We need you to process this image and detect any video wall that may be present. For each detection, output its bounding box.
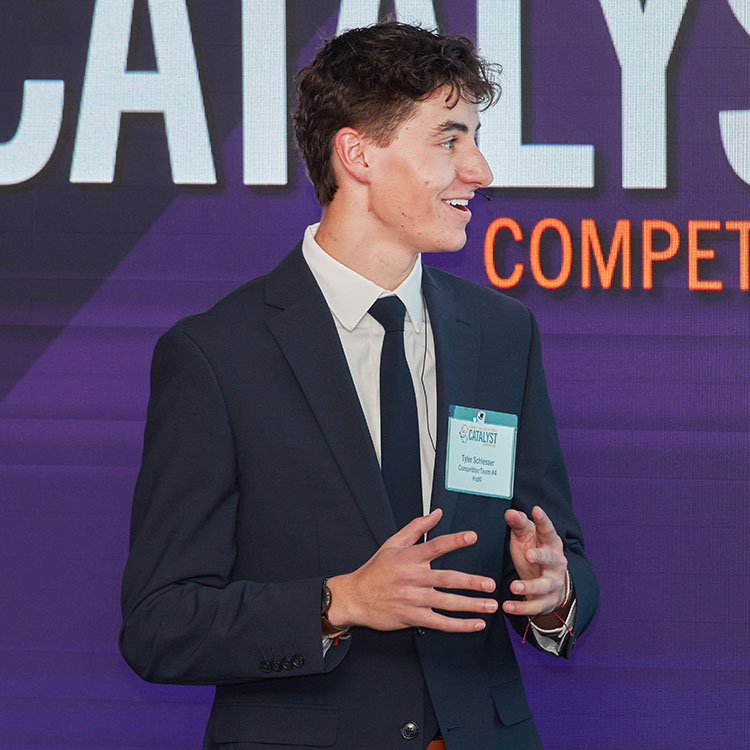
[2,1,748,747]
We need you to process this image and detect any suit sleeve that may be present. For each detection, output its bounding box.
[500,308,599,658]
[119,328,349,685]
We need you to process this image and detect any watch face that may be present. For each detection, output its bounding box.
[321,580,332,614]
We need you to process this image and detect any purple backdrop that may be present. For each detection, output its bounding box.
[2,1,749,748]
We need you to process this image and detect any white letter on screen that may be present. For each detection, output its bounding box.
[720,0,750,186]
[599,0,689,189]
[71,0,215,184]
[337,0,437,34]
[0,80,64,185]
[243,0,286,184]
[477,0,594,188]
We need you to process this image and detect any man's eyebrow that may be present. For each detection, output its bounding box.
[432,120,482,135]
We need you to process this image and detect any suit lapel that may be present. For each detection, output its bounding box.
[264,246,396,547]
[422,267,480,546]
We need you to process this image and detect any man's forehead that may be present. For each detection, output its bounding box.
[414,93,481,132]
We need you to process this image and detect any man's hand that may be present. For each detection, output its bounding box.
[326,509,498,633]
[502,506,569,627]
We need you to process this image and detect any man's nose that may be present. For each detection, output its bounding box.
[461,143,493,187]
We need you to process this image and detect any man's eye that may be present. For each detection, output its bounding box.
[441,138,457,150]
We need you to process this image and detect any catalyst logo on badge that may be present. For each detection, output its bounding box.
[459,423,498,446]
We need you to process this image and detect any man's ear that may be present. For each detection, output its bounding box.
[332,127,372,185]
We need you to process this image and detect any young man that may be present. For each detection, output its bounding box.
[120,21,598,750]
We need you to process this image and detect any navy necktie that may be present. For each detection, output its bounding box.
[369,297,438,741]
[369,296,422,530]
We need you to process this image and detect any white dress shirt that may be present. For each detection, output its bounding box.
[301,224,572,654]
[302,223,437,515]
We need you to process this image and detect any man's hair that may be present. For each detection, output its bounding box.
[294,21,501,205]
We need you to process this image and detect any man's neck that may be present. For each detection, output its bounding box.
[314,203,419,291]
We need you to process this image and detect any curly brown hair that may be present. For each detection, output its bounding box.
[294,21,500,205]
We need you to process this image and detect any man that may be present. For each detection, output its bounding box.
[120,21,598,750]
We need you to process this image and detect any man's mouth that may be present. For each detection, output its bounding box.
[444,198,470,212]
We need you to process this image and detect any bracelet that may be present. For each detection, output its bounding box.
[559,570,572,609]
[521,571,574,644]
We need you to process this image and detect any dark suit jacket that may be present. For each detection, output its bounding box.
[120,244,598,749]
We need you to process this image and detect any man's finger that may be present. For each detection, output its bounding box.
[510,576,558,598]
[429,591,498,615]
[430,569,496,593]
[422,611,487,633]
[525,547,565,567]
[502,595,562,618]
[416,529,477,562]
[504,508,534,535]
[531,506,561,546]
[388,508,442,547]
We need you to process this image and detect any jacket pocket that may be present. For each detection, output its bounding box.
[490,678,533,726]
[212,701,338,747]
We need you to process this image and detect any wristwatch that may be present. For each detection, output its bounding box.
[321,577,349,637]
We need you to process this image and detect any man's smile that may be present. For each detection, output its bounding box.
[442,198,473,218]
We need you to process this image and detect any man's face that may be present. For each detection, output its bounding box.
[362,88,493,257]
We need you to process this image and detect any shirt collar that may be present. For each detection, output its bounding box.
[301,222,424,332]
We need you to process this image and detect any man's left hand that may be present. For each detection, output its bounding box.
[502,506,569,626]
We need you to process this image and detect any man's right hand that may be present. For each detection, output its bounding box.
[326,509,497,633]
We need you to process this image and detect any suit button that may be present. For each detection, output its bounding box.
[400,721,419,740]
[416,627,425,636]
[259,660,272,673]
[292,653,305,668]
[281,657,293,670]
[272,659,283,672]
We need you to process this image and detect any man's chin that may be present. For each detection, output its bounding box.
[422,234,468,254]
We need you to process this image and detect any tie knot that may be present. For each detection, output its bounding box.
[369,296,406,332]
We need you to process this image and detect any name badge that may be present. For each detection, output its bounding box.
[445,405,518,499]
